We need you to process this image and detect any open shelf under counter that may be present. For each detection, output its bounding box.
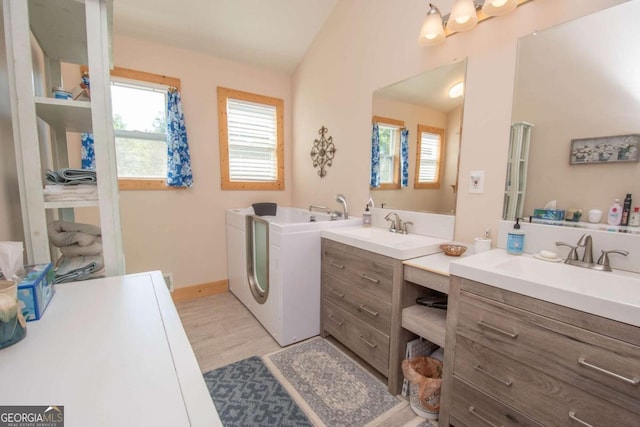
[35,97,92,133]
[402,304,447,348]
[44,199,99,209]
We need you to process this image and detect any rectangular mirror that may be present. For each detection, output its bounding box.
[371,59,467,214]
[509,1,640,228]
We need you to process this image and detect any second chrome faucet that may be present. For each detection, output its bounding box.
[384,212,412,234]
[556,233,628,272]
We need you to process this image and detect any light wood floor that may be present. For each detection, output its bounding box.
[175,291,282,373]
[175,291,430,427]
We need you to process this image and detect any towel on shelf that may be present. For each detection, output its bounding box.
[59,237,102,257]
[43,184,98,202]
[54,255,104,284]
[48,221,101,248]
[45,168,97,185]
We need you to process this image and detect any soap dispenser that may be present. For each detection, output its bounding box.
[362,205,372,227]
[507,218,525,255]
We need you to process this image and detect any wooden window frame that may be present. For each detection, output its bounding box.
[82,66,183,191]
[217,86,284,191]
[414,124,445,189]
[372,115,404,190]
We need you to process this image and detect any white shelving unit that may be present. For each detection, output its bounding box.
[503,121,534,221]
[4,0,124,276]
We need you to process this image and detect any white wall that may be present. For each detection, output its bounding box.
[68,34,294,288]
[291,0,626,245]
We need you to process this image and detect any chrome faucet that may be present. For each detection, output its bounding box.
[309,204,330,214]
[335,194,348,219]
[384,212,402,233]
[576,233,593,264]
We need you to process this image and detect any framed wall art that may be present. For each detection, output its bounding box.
[570,134,640,165]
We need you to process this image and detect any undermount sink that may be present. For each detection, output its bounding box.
[450,249,640,327]
[321,226,447,260]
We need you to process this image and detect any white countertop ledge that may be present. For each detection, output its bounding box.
[449,249,640,328]
[321,226,448,260]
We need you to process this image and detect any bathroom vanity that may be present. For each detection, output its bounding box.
[440,250,640,427]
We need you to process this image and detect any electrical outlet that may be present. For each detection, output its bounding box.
[163,272,174,292]
[469,171,485,194]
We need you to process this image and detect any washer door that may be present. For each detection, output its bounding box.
[246,215,269,304]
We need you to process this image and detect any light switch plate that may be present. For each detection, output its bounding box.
[469,171,485,194]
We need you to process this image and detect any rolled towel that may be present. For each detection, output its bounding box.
[48,221,101,248]
[59,237,103,257]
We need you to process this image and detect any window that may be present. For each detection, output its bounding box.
[108,67,181,190]
[415,125,445,189]
[217,87,284,190]
[373,116,404,190]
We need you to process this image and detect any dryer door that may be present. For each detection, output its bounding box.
[246,215,269,304]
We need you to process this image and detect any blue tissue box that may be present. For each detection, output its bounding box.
[17,263,55,321]
[533,209,565,221]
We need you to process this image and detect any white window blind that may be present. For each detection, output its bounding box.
[417,131,441,182]
[227,98,278,182]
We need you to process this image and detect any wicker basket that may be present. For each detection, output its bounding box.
[440,243,467,257]
[402,356,443,419]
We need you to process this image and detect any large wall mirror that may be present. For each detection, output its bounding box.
[510,1,640,226]
[371,59,467,214]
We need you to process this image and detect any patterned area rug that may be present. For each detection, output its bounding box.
[264,338,406,427]
[204,356,312,426]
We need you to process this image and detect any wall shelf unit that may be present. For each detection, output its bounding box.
[4,0,124,276]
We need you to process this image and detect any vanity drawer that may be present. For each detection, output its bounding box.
[322,239,393,300]
[322,273,391,335]
[322,299,389,376]
[454,335,640,427]
[457,290,640,414]
[450,377,543,427]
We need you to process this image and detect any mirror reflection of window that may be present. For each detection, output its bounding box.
[415,125,444,189]
[373,116,405,189]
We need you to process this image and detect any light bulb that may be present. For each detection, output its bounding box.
[418,4,445,46]
[482,0,518,17]
[447,0,478,32]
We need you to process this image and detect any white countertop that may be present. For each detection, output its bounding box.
[321,226,447,260]
[450,249,640,328]
[0,271,221,426]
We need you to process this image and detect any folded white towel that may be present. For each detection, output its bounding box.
[59,237,103,257]
[48,221,101,247]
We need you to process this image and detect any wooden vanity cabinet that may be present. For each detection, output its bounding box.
[320,238,406,393]
[440,276,640,427]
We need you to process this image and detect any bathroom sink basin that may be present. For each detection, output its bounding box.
[321,226,447,260]
[450,249,640,327]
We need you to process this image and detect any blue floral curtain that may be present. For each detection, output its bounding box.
[80,72,96,170]
[401,128,409,187]
[166,89,193,187]
[370,123,380,188]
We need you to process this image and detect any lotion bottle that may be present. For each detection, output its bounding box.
[629,207,640,227]
[607,199,623,225]
[506,218,525,255]
[362,205,372,227]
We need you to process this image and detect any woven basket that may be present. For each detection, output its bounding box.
[402,356,443,419]
[440,243,467,257]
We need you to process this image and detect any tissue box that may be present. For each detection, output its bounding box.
[533,209,566,221]
[17,263,55,321]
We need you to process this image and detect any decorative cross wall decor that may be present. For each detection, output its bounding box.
[310,126,336,178]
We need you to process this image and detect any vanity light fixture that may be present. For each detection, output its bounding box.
[419,0,533,46]
[448,81,464,98]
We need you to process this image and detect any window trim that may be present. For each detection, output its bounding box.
[81,66,183,191]
[414,124,445,190]
[372,115,404,190]
[217,86,284,191]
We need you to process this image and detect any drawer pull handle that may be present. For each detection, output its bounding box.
[328,314,344,326]
[360,273,380,284]
[577,357,640,386]
[359,304,379,317]
[330,261,345,269]
[568,411,594,427]
[329,288,345,298]
[476,320,518,339]
[473,364,513,387]
[468,406,503,427]
[359,335,377,349]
